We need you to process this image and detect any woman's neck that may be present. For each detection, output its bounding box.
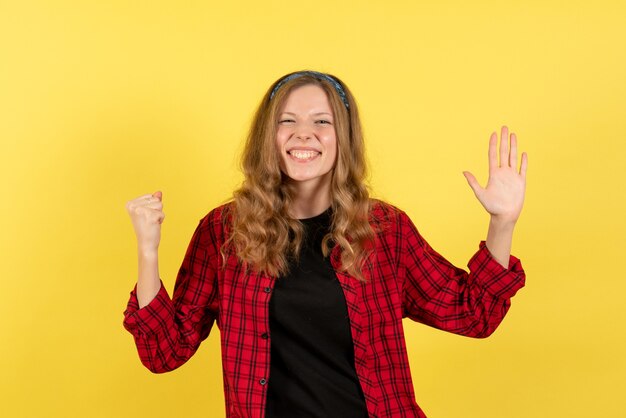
[288,176,332,219]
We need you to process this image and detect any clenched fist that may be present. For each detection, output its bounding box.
[125,191,165,253]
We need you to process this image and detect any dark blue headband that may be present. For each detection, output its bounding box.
[269,71,349,109]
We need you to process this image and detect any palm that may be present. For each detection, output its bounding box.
[463,126,528,223]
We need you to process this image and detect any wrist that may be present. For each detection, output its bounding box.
[137,246,159,259]
[489,215,517,230]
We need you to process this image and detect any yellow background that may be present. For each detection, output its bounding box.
[1,0,625,417]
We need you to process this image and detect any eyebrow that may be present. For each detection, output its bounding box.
[281,112,333,117]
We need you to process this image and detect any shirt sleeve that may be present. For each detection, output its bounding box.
[399,211,525,338]
[122,215,220,372]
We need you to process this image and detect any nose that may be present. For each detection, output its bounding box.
[294,123,313,140]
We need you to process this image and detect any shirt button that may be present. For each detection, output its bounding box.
[263,287,271,293]
[259,378,267,385]
[261,332,269,339]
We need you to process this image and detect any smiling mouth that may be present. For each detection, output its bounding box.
[288,150,321,161]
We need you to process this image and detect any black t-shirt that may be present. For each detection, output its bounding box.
[265,208,369,418]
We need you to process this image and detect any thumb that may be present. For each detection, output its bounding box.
[152,190,162,201]
[462,171,482,197]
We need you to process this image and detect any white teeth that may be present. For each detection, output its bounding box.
[290,150,319,160]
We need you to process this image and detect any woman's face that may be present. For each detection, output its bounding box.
[276,84,338,190]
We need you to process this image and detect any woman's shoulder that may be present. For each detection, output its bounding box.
[196,201,235,238]
[368,199,421,246]
[369,198,410,223]
[368,198,415,238]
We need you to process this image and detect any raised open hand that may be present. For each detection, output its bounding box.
[463,126,528,224]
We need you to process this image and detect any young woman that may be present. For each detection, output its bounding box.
[123,70,528,418]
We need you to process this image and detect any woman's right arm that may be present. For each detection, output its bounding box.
[126,191,165,308]
[122,191,220,373]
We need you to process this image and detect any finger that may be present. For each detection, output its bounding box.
[509,132,518,169]
[127,193,153,209]
[146,210,165,225]
[500,125,509,167]
[520,152,528,178]
[141,193,163,206]
[488,132,497,173]
[463,171,483,197]
[143,201,163,211]
[137,193,154,202]
[130,204,160,217]
[150,209,165,222]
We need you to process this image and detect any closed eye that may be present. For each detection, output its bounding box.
[316,120,332,125]
[278,119,295,124]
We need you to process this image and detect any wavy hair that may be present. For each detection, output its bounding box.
[222,71,376,281]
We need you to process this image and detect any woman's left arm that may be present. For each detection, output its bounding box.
[462,126,528,268]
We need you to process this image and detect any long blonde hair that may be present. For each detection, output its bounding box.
[222,71,375,281]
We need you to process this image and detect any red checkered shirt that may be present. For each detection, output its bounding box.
[123,200,525,418]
